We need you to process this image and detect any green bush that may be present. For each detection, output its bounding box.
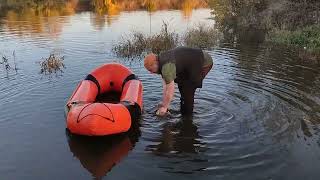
[268,25,320,52]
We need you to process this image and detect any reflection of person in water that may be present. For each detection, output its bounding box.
[148,116,204,154]
[65,122,140,179]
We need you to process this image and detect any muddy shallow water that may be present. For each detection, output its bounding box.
[1,7,320,180]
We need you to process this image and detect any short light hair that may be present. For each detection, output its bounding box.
[144,53,157,71]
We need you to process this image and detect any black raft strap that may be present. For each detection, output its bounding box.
[122,74,138,89]
[85,74,101,95]
[120,101,142,120]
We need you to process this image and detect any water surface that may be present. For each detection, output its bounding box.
[0,4,320,180]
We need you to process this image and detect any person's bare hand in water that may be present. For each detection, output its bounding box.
[156,106,168,116]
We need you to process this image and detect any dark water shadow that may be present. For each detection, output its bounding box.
[65,119,141,179]
[152,116,203,154]
[145,114,208,174]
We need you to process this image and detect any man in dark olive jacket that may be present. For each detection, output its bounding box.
[144,46,213,116]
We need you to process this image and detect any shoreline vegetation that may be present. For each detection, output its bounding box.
[0,0,208,39]
[209,0,320,59]
[0,0,319,59]
[267,25,320,59]
[91,0,208,14]
[0,0,208,16]
[112,23,221,58]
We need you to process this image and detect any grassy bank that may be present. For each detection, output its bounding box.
[208,0,320,58]
[268,25,320,53]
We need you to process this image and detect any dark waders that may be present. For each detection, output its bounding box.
[178,64,213,115]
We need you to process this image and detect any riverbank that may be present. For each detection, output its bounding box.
[267,25,320,59]
[208,0,320,59]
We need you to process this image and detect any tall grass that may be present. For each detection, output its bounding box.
[1,55,11,78]
[112,32,147,58]
[268,25,320,53]
[1,51,18,78]
[147,22,179,54]
[267,25,320,60]
[112,22,221,58]
[112,22,179,58]
[183,24,222,48]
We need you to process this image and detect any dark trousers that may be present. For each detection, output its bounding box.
[178,64,213,115]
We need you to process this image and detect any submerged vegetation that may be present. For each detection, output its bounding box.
[147,22,179,54]
[112,22,180,58]
[1,51,18,78]
[184,24,222,49]
[1,56,11,72]
[1,55,11,78]
[113,23,221,58]
[113,32,148,58]
[38,54,65,75]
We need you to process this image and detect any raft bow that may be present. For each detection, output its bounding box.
[66,63,143,136]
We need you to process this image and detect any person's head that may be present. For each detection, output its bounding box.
[144,53,159,73]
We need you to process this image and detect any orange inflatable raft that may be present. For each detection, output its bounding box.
[65,63,143,136]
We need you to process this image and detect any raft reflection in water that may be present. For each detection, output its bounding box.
[65,121,141,178]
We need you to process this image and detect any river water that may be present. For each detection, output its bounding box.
[0,5,320,180]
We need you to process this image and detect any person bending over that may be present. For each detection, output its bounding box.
[144,46,213,116]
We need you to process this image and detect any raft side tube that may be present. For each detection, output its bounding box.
[67,103,131,136]
[66,80,99,111]
[120,80,143,119]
